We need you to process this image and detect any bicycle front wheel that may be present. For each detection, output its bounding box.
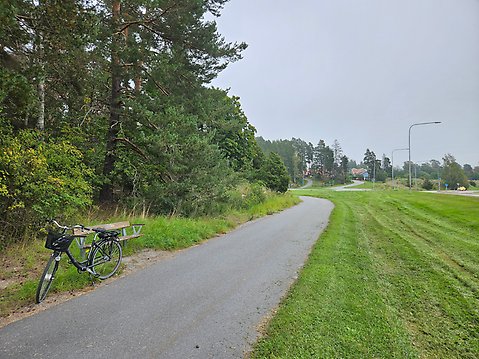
[35,253,60,304]
[89,239,122,279]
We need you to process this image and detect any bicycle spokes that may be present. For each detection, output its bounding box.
[89,240,122,280]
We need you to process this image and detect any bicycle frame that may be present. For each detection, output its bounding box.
[61,238,116,275]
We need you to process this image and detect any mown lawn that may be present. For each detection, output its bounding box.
[252,189,479,358]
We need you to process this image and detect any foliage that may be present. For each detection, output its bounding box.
[0,68,36,126]
[141,108,238,216]
[422,177,433,190]
[381,154,392,177]
[256,137,349,185]
[256,152,290,193]
[0,0,275,247]
[226,183,267,210]
[362,148,384,181]
[196,88,258,172]
[96,0,248,200]
[464,164,479,180]
[311,140,333,180]
[442,154,468,190]
[256,137,308,183]
[0,123,92,246]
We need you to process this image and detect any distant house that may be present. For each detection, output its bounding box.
[351,168,368,179]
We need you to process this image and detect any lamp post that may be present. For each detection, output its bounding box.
[408,122,441,189]
[391,148,408,189]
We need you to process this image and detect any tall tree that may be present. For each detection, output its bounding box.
[97,0,247,201]
[339,155,349,183]
[100,0,123,201]
[196,88,257,172]
[382,154,392,178]
[442,154,468,189]
[260,152,290,193]
[313,140,334,180]
[463,164,474,179]
[2,1,96,130]
[363,148,376,179]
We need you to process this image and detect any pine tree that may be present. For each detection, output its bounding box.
[97,0,247,201]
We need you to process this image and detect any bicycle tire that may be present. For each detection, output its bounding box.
[89,239,122,280]
[35,253,60,304]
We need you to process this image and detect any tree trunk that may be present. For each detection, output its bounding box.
[37,74,45,130]
[135,60,143,93]
[99,0,122,202]
[36,2,45,131]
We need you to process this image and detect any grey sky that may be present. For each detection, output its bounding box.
[211,0,479,166]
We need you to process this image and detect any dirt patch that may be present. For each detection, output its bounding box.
[0,249,174,329]
[0,279,16,291]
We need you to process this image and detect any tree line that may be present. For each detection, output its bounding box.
[360,149,476,190]
[254,135,477,191]
[0,0,289,246]
[256,137,350,185]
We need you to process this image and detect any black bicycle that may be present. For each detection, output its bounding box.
[35,219,122,303]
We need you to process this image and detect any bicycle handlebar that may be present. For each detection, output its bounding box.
[50,219,70,230]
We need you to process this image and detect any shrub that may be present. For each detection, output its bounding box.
[422,178,433,190]
[236,183,267,209]
[259,152,290,193]
[0,125,92,246]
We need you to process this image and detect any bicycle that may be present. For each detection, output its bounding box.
[35,219,123,304]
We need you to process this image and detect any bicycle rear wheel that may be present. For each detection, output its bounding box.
[35,253,60,303]
[89,239,122,279]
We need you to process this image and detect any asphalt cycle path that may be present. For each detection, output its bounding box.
[333,180,370,191]
[298,178,313,189]
[0,196,333,359]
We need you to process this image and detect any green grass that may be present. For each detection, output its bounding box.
[0,193,300,318]
[348,180,392,190]
[252,189,479,358]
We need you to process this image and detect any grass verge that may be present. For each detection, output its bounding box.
[252,189,479,358]
[0,192,300,319]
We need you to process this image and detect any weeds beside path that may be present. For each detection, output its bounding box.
[252,189,479,358]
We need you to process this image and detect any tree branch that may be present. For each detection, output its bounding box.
[114,137,148,160]
[143,67,170,96]
[115,3,179,35]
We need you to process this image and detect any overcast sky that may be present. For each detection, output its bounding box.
[211,0,479,166]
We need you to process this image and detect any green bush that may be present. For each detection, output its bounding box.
[422,178,433,190]
[259,152,290,193]
[0,124,93,246]
[242,183,267,208]
[227,182,267,210]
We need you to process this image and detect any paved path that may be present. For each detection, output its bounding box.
[298,178,313,189]
[333,180,370,191]
[0,197,333,359]
[423,190,479,198]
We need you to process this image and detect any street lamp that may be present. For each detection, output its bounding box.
[408,122,441,189]
[391,148,409,189]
